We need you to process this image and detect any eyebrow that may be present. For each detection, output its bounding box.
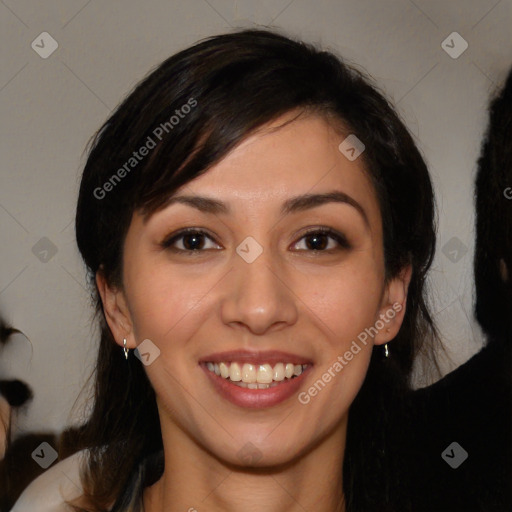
[163,191,370,228]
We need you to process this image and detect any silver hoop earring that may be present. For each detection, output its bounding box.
[123,338,129,360]
[384,343,389,358]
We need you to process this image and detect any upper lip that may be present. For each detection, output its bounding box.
[199,350,313,366]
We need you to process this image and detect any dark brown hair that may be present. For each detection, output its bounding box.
[71,27,440,511]
[474,66,512,340]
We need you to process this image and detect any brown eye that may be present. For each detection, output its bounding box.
[160,229,221,253]
[292,228,351,252]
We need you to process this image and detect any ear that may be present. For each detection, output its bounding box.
[96,268,135,350]
[373,264,412,345]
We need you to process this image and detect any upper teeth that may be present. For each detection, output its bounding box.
[206,362,307,384]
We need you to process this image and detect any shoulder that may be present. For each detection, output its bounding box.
[10,448,86,512]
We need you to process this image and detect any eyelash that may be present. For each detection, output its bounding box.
[160,227,351,254]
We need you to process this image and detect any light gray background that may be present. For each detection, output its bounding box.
[1,0,511,437]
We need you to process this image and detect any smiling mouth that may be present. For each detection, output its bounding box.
[204,361,309,389]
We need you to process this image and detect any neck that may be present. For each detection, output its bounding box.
[143,417,347,512]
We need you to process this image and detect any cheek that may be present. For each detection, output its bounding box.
[295,336,373,439]
[305,264,383,343]
[123,259,220,353]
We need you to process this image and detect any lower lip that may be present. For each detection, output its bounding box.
[201,364,312,409]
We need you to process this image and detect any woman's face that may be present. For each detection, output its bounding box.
[99,111,410,467]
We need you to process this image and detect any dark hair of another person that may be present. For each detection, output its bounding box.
[71,28,441,512]
[474,67,512,340]
[0,318,36,512]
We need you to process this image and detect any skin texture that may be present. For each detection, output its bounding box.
[97,111,412,512]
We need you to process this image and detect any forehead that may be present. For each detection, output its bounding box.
[133,111,383,248]
[163,112,381,229]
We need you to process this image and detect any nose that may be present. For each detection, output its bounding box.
[219,243,299,336]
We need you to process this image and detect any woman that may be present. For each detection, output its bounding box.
[12,28,442,511]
